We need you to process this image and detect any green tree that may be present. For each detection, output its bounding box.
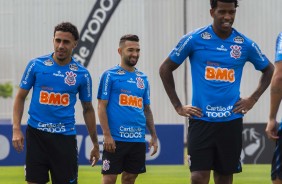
[0,82,13,98]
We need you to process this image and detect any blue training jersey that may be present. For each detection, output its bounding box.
[97,65,150,142]
[169,25,270,122]
[20,53,92,135]
[275,32,282,62]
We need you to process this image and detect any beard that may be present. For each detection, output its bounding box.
[125,57,138,67]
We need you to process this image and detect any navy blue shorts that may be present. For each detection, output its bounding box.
[187,118,243,175]
[271,127,282,180]
[25,125,78,184]
[101,141,146,175]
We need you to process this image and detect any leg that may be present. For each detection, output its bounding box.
[190,170,210,184]
[25,126,49,184]
[102,174,118,184]
[274,179,282,184]
[273,179,282,184]
[213,171,233,184]
[121,172,138,184]
[271,131,282,184]
[49,134,78,184]
[187,120,215,184]
[101,142,124,184]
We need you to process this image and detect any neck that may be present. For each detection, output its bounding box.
[120,63,135,72]
[52,55,71,66]
[212,25,232,40]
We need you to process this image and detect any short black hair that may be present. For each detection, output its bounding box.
[119,34,139,46]
[210,0,239,9]
[54,22,79,41]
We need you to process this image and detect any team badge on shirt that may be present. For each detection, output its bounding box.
[69,64,78,71]
[117,69,126,75]
[135,71,142,76]
[233,36,244,44]
[64,71,77,86]
[43,59,54,66]
[201,32,212,40]
[136,77,144,89]
[230,45,242,59]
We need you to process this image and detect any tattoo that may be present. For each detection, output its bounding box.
[144,105,157,136]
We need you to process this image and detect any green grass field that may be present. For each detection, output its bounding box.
[0,164,271,184]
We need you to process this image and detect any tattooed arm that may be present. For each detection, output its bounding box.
[144,104,158,156]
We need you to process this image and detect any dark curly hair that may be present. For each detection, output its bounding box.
[119,34,139,46]
[210,0,239,9]
[54,22,79,41]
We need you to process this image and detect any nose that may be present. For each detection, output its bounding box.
[58,42,64,48]
[132,50,139,57]
[223,13,232,20]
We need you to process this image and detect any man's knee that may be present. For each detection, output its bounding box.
[191,171,210,184]
[121,172,138,184]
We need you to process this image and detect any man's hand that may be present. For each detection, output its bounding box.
[90,145,100,167]
[176,104,202,118]
[12,128,24,153]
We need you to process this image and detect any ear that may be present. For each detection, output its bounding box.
[118,47,122,55]
[210,8,214,18]
[73,41,78,48]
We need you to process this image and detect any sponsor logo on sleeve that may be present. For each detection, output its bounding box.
[85,74,91,97]
[252,43,265,61]
[175,35,192,56]
[103,73,110,95]
[22,62,35,85]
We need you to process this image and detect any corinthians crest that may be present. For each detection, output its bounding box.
[65,71,77,86]
[230,45,242,59]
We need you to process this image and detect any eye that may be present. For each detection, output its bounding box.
[63,40,70,44]
[55,39,61,43]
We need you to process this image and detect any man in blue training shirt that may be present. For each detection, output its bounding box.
[97,34,158,184]
[266,32,282,184]
[159,0,274,184]
[12,22,100,184]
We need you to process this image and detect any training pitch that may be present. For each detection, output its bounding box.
[0,164,271,184]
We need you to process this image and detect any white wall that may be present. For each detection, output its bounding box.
[1,0,281,125]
